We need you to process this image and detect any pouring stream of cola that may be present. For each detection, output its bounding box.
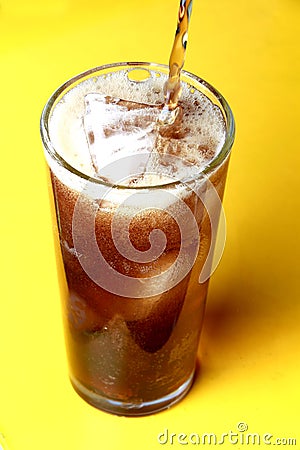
[83,0,194,181]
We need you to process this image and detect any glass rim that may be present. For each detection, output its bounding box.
[40,61,235,191]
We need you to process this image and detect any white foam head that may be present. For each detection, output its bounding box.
[47,68,226,194]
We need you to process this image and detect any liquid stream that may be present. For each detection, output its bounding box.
[160,0,193,124]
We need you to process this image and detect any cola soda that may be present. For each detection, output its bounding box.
[40,62,235,415]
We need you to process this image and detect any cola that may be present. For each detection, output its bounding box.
[41,62,234,415]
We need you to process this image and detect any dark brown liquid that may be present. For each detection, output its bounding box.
[50,152,229,414]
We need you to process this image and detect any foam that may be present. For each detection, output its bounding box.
[47,69,226,192]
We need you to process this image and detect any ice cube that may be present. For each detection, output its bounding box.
[126,275,189,353]
[83,93,162,184]
[82,93,202,187]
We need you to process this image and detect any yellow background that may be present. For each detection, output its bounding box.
[0,0,299,449]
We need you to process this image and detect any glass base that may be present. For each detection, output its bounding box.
[70,371,195,416]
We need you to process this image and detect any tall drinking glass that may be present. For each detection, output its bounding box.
[40,62,235,416]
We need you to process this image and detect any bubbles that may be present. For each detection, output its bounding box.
[70,151,226,298]
[48,68,226,187]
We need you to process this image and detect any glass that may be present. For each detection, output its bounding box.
[40,62,235,416]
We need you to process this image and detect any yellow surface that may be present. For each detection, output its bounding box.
[0,0,300,449]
